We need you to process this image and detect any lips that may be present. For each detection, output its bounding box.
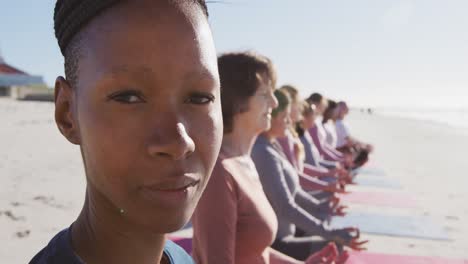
[138,175,201,206]
[141,175,200,193]
[146,180,200,193]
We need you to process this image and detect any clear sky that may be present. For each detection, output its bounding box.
[1,0,467,108]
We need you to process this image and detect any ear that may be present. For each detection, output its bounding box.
[54,77,81,145]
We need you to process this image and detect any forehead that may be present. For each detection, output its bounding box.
[256,72,273,91]
[76,0,217,87]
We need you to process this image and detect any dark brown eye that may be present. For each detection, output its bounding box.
[185,92,215,105]
[108,90,145,104]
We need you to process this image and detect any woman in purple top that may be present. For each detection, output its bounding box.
[252,90,368,261]
[275,86,346,194]
[306,93,348,165]
[30,0,223,263]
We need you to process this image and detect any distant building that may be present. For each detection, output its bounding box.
[0,55,50,100]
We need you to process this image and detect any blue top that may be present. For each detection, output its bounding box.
[29,227,193,264]
[251,135,330,240]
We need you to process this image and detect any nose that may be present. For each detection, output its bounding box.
[147,121,195,161]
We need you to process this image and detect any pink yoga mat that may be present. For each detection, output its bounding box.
[339,192,418,208]
[168,236,193,254]
[347,252,468,264]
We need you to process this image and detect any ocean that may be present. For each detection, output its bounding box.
[372,108,468,129]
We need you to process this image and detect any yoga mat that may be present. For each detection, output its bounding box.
[330,212,450,241]
[353,167,387,177]
[338,192,418,208]
[353,176,402,189]
[347,251,468,264]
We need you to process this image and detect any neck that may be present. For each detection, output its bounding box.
[222,125,258,157]
[71,186,166,264]
[261,130,277,143]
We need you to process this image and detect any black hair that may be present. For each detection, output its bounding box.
[306,92,323,104]
[322,99,337,124]
[54,0,209,88]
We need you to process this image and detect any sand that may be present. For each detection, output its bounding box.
[1,98,467,263]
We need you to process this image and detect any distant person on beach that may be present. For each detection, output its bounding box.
[192,52,343,264]
[30,1,223,263]
[336,101,373,168]
[252,89,368,261]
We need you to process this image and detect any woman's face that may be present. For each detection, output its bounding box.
[237,76,278,134]
[331,107,339,120]
[55,1,222,233]
[270,106,291,138]
[289,100,302,123]
[303,112,316,129]
[314,99,328,116]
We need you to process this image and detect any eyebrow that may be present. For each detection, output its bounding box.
[103,65,216,82]
[104,65,154,77]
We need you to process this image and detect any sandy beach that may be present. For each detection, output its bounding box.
[1,98,467,263]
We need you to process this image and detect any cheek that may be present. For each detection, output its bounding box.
[186,107,223,183]
[281,119,289,130]
[77,101,142,195]
[271,118,282,131]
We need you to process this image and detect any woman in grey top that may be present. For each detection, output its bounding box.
[252,90,367,260]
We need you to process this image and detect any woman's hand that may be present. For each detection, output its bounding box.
[328,196,347,216]
[336,250,350,264]
[330,228,369,251]
[332,205,348,216]
[324,183,346,194]
[304,242,338,264]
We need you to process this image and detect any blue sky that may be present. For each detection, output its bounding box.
[1,0,467,108]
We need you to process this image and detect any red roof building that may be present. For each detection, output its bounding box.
[0,62,27,75]
[0,55,46,98]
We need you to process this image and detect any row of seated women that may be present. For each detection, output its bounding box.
[191,52,370,264]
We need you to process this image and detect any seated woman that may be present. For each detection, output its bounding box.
[192,52,342,264]
[275,86,345,194]
[276,85,305,172]
[252,90,367,261]
[297,101,353,185]
[335,101,372,169]
[31,1,223,263]
[306,93,349,166]
[322,99,339,148]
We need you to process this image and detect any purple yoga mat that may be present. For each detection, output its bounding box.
[168,236,193,254]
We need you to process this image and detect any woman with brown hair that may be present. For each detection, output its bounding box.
[192,52,342,264]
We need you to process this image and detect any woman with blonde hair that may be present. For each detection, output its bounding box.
[252,90,367,261]
[276,85,348,194]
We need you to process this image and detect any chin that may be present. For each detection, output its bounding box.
[142,206,194,234]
